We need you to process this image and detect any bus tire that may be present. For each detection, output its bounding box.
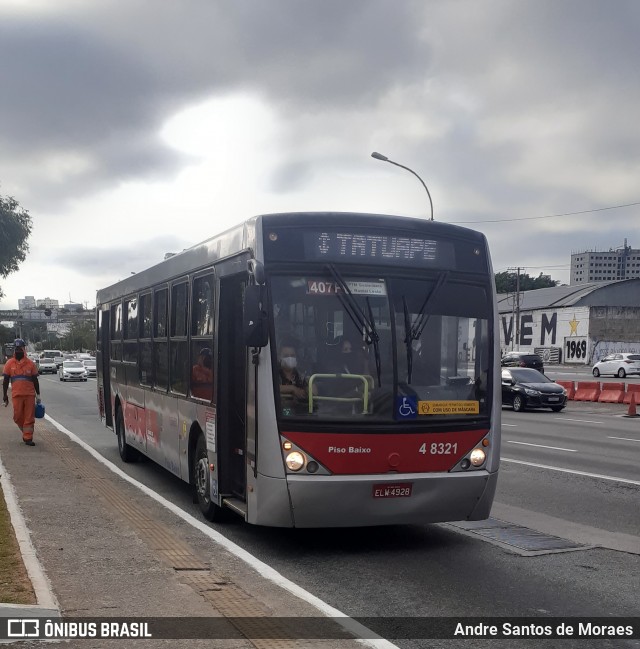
[116,406,138,463]
[193,434,223,521]
[512,395,525,412]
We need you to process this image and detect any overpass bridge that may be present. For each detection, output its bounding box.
[0,309,95,322]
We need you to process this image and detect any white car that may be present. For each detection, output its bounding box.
[59,360,88,382]
[592,353,640,378]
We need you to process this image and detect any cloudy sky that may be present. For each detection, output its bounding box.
[1,0,639,310]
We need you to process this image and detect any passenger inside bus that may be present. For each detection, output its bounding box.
[337,336,370,376]
[191,347,214,401]
[311,335,374,415]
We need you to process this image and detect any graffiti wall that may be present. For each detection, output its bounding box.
[500,305,640,364]
[590,340,640,363]
[500,306,591,363]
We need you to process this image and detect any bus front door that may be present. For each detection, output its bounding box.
[98,308,113,427]
[217,273,248,502]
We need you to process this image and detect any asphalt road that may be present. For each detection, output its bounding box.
[497,406,639,542]
[35,375,640,648]
[546,365,640,384]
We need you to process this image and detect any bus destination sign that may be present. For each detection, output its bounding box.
[303,231,454,268]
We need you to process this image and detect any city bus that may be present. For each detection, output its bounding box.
[3,342,15,362]
[96,212,500,527]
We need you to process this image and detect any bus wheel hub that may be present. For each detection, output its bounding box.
[196,458,209,497]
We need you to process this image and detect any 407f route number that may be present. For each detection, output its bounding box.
[419,442,458,455]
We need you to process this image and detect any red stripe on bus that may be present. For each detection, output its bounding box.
[283,429,489,474]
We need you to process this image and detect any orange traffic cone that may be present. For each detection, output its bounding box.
[624,392,639,418]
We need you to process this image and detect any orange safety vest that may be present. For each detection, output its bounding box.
[3,357,38,397]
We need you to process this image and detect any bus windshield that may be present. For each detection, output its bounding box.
[270,272,491,423]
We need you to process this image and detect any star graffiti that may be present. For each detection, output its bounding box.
[569,314,580,335]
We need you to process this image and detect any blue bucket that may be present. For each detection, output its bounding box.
[35,402,45,419]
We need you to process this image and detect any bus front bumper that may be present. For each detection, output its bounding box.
[285,470,498,528]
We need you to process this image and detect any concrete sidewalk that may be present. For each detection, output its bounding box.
[0,407,370,648]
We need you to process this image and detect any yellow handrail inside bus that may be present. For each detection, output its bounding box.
[307,373,374,414]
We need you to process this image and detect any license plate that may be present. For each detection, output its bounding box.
[372,483,413,498]
[548,396,560,402]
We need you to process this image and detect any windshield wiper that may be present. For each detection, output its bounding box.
[326,264,382,386]
[402,272,449,384]
[409,272,449,341]
[365,297,382,387]
[402,296,414,384]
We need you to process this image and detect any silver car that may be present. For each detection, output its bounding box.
[82,358,97,377]
[592,353,640,378]
[59,360,88,382]
[38,357,58,374]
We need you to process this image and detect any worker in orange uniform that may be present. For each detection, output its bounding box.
[191,347,214,401]
[2,339,41,446]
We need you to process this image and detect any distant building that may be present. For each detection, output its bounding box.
[570,239,640,285]
[63,302,83,311]
[36,297,60,308]
[497,279,640,364]
[18,296,37,310]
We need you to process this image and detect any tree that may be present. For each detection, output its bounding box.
[495,271,558,294]
[60,320,96,352]
[0,323,15,347]
[0,193,32,299]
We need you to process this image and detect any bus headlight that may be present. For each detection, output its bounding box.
[469,448,486,467]
[285,451,305,471]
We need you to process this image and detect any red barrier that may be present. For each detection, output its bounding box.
[556,380,575,400]
[623,384,640,405]
[598,382,626,403]
[573,381,601,402]
[625,392,639,417]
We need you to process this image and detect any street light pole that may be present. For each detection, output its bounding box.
[371,151,434,221]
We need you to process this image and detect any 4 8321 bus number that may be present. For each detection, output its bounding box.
[419,442,458,455]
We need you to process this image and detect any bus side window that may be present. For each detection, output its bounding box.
[153,288,169,390]
[139,293,153,386]
[110,302,122,361]
[170,281,189,395]
[191,273,215,401]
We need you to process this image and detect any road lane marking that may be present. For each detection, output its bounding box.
[506,441,577,452]
[608,436,640,443]
[44,414,397,649]
[502,423,517,427]
[561,418,604,424]
[501,457,640,486]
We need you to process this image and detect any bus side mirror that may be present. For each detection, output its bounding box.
[243,284,268,348]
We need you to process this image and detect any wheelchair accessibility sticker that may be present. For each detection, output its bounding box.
[418,400,480,415]
[396,396,418,419]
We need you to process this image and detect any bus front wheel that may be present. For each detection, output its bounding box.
[116,407,138,463]
[194,435,224,521]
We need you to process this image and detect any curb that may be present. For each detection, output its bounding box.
[0,452,60,616]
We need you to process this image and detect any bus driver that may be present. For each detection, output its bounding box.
[278,343,309,403]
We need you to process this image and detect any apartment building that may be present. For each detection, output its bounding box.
[570,240,640,285]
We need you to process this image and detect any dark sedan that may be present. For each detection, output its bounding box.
[501,351,544,373]
[501,368,567,412]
